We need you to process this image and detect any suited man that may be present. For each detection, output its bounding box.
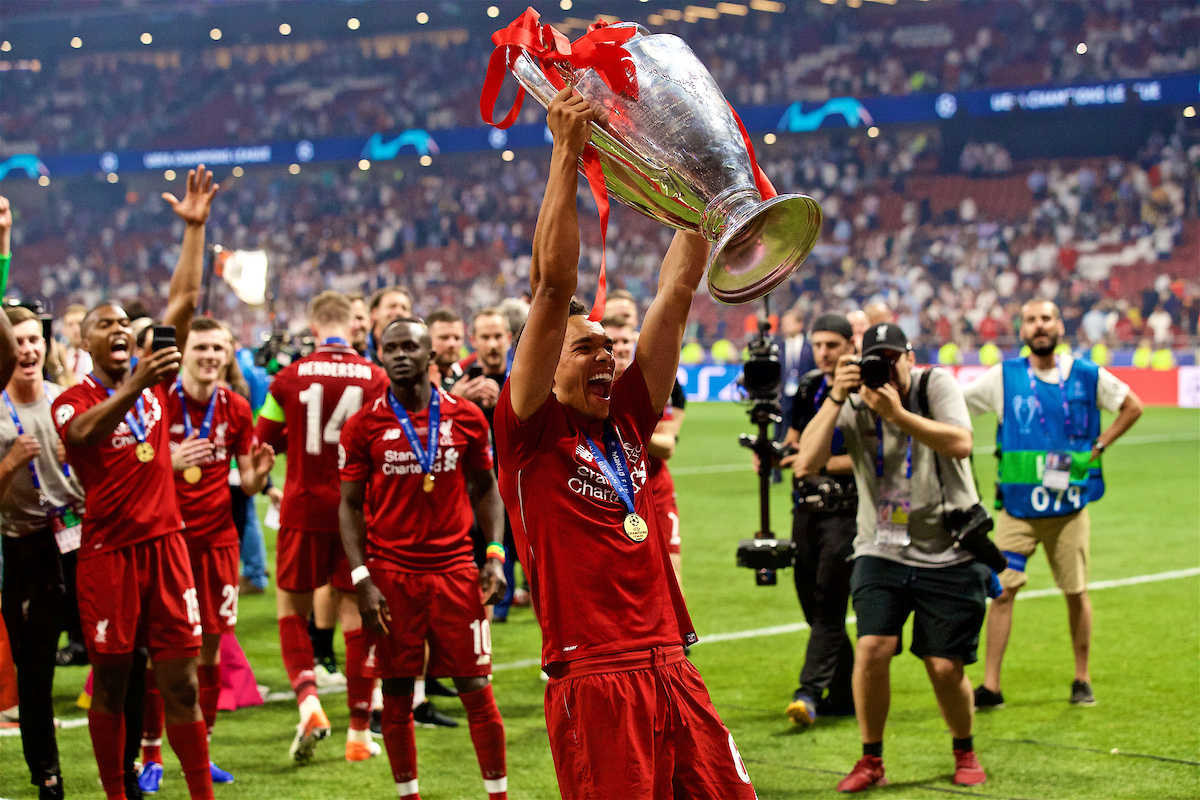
[777,310,814,437]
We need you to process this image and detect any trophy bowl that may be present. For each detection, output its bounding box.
[509,23,822,305]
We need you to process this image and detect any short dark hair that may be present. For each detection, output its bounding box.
[515,298,589,350]
[345,290,365,303]
[606,289,635,304]
[380,316,428,341]
[369,287,412,312]
[599,314,632,331]
[426,307,461,326]
[189,317,225,334]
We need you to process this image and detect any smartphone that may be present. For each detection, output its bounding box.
[151,324,177,352]
[466,364,484,380]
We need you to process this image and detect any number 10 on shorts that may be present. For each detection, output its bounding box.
[470,619,492,666]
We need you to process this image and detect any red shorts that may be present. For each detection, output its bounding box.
[77,532,201,663]
[276,526,353,594]
[658,495,682,556]
[186,542,239,636]
[365,564,490,680]
[544,646,756,800]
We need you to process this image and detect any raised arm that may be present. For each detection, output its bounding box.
[161,166,219,346]
[635,232,711,413]
[508,89,596,421]
[0,197,17,386]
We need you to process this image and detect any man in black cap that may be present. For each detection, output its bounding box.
[777,314,858,726]
[797,322,989,793]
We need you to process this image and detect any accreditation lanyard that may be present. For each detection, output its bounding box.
[176,378,219,440]
[2,386,70,502]
[1026,357,1070,434]
[582,423,637,517]
[92,374,151,447]
[813,376,829,407]
[386,388,440,478]
[875,417,912,480]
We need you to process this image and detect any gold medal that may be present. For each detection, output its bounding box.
[182,466,202,484]
[623,513,648,542]
[423,473,435,493]
[135,442,155,463]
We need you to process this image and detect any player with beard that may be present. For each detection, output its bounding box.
[963,299,1142,708]
[339,318,508,800]
[348,291,371,356]
[255,291,389,764]
[493,89,756,799]
[427,308,466,390]
[136,318,276,792]
[451,309,511,423]
[365,288,413,365]
[51,166,218,800]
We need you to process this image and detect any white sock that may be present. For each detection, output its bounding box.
[299,694,323,721]
[347,727,371,744]
[396,779,419,798]
[412,679,427,709]
[371,684,384,711]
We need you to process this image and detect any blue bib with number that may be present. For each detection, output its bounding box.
[996,357,1104,518]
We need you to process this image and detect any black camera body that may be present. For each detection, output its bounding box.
[947,503,1008,572]
[794,475,858,514]
[736,538,797,572]
[858,353,892,389]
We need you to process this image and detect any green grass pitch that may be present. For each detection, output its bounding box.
[2,405,1197,799]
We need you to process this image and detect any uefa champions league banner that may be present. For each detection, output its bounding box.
[679,364,1199,407]
[2,72,1195,182]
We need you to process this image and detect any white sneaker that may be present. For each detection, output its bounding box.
[289,696,331,764]
[314,663,347,688]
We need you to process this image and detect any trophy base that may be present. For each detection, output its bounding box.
[706,194,823,305]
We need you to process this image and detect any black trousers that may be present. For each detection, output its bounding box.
[2,528,68,788]
[792,508,856,709]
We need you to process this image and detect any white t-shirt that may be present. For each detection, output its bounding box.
[962,356,1130,423]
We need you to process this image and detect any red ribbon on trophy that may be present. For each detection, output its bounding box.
[480,8,775,319]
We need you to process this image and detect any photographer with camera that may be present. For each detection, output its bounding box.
[797,323,989,792]
[776,314,858,727]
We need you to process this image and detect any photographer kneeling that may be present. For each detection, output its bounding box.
[797,323,989,793]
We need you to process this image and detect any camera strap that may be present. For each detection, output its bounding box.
[917,367,984,522]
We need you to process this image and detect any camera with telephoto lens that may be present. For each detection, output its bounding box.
[858,353,892,390]
[946,503,1008,573]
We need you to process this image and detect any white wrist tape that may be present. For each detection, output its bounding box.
[350,565,371,586]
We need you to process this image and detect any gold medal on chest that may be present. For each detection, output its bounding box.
[423,473,435,493]
[135,442,155,463]
[623,513,648,542]
[182,466,202,484]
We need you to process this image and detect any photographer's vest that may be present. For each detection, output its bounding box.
[996,357,1104,519]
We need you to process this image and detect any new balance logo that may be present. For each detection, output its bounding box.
[476,654,491,666]
[95,620,109,644]
[383,428,401,441]
[575,444,593,463]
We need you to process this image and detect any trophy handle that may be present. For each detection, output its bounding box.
[510,53,682,199]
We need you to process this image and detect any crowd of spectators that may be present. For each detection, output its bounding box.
[2,0,1196,156]
[3,119,1196,363]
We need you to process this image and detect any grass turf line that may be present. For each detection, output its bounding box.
[1,405,1196,799]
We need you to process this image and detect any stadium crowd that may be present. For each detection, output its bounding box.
[2,0,1197,154]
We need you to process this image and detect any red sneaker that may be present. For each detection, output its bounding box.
[837,755,887,793]
[953,749,986,786]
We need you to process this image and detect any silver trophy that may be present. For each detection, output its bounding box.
[511,22,822,304]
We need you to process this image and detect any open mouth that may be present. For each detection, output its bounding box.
[110,336,130,358]
[587,372,614,400]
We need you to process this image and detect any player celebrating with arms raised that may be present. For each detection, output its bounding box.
[137,318,276,791]
[51,166,218,800]
[493,89,756,799]
[255,290,388,763]
[339,317,508,800]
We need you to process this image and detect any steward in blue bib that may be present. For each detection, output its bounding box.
[996,357,1104,519]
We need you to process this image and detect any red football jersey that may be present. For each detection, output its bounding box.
[256,344,387,532]
[52,378,182,560]
[646,405,676,500]
[339,387,492,573]
[494,361,696,667]
[167,383,255,548]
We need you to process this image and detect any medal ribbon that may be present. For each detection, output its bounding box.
[176,378,219,440]
[92,374,150,447]
[582,423,637,516]
[875,417,912,480]
[1025,357,1076,437]
[386,388,440,478]
[321,337,351,348]
[2,386,71,498]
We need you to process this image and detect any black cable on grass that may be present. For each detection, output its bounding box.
[745,759,1040,800]
[994,738,1200,767]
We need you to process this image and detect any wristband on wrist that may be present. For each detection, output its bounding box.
[0,253,9,296]
[828,394,846,405]
[485,542,506,563]
[350,565,371,586]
